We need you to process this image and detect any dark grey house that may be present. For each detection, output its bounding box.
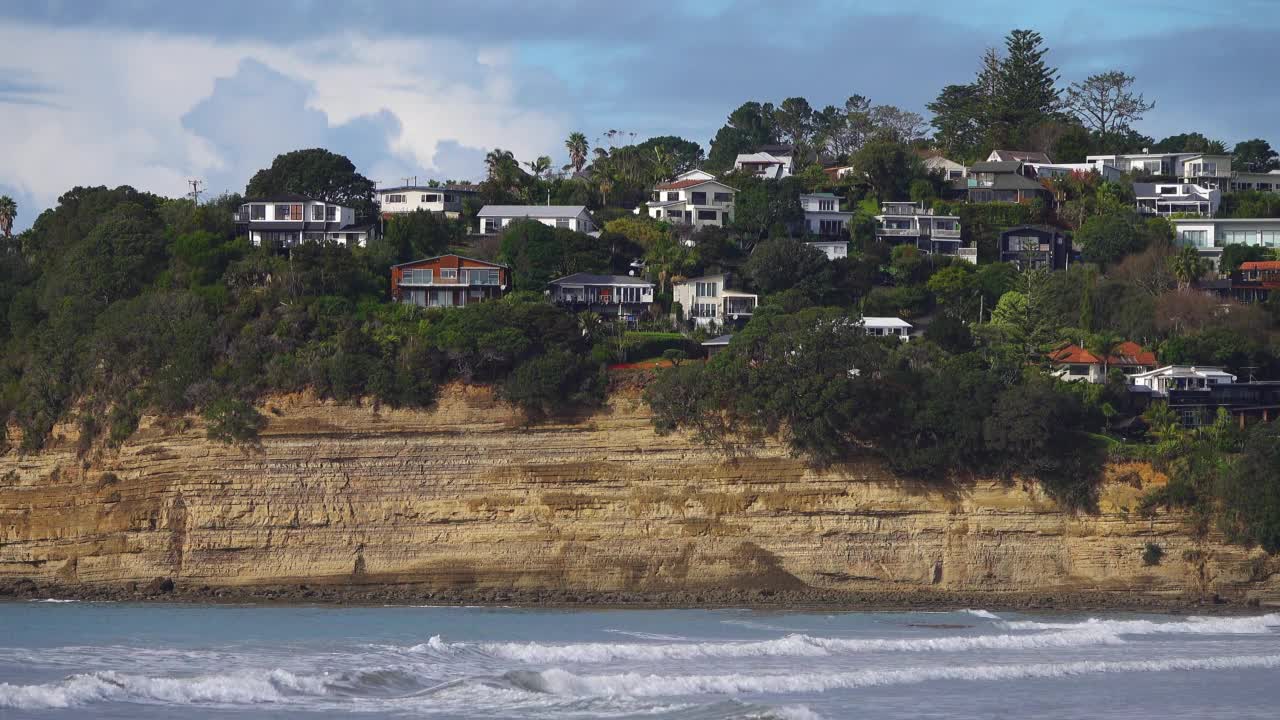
[999,225,1072,270]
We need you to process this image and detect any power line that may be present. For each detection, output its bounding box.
[187,179,204,204]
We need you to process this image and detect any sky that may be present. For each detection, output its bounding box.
[2,0,1279,231]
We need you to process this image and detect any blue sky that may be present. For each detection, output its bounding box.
[2,0,1278,230]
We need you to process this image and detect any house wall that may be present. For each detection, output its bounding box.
[379,190,470,216]
[390,255,508,306]
[479,213,593,234]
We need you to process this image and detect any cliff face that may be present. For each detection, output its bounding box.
[1,386,1277,601]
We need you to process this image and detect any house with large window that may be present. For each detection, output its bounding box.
[861,317,912,341]
[1203,260,1280,304]
[390,255,509,308]
[548,273,655,322]
[800,193,853,239]
[672,274,757,329]
[1085,151,1234,189]
[999,225,1072,270]
[874,202,964,256]
[1049,342,1157,384]
[378,185,478,218]
[1133,182,1220,217]
[960,161,1054,204]
[235,194,374,248]
[1171,217,1280,270]
[476,205,596,235]
[642,178,736,228]
[1231,169,1280,193]
[1128,365,1237,396]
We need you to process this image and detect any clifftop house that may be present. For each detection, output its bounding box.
[1049,341,1157,383]
[477,205,596,235]
[235,194,374,248]
[377,185,478,218]
[390,255,508,308]
[642,178,736,229]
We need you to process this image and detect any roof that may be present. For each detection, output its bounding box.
[1133,183,1214,201]
[801,192,840,198]
[702,334,733,346]
[1240,261,1280,271]
[392,254,509,269]
[1001,224,1064,236]
[477,205,587,218]
[654,178,735,191]
[1129,365,1236,380]
[735,152,788,164]
[756,144,795,155]
[1049,342,1157,367]
[990,150,1051,163]
[242,193,316,203]
[861,316,912,329]
[549,272,654,287]
[970,160,1025,173]
[379,185,478,194]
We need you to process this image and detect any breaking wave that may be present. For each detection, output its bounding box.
[0,668,323,710]
[509,654,1280,698]
[998,613,1280,635]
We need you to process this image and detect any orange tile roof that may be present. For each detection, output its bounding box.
[1240,261,1280,271]
[1049,341,1156,367]
[655,178,711,190]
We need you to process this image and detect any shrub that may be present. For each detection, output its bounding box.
[620,332,701,362]
[203,398,266,445]
[1142,542,1165,566]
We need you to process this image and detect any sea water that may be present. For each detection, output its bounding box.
[1,603,1278,718]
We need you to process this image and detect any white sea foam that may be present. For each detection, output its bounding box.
[999,613,1280,635]
[423,628,1125,664]
[28,598,80,603]
[960,609,1001,619]
[516,654,1280,698]
[0,668,324,710]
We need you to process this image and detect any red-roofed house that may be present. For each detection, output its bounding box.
[640,178,737,229]
[1049,341,1158,383]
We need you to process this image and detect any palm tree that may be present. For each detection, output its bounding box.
[0,195,16,238]
[565,132,589,175]
[484,148,515,181]
[524,155,552,180]
[1169,246,1206,289]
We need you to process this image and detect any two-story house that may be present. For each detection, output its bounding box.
[1085,151,1234,189]
[476,205,596,235]
[999,225,1073,270]
[390,255,509,308]
[1128,365,1237,396]
[1171,217,1280,270]
[672,274,758,329]
[378,185,478,218]
[874,202,964,256]
[548,273,655,322]
[1232,169,1280,193]
[643,178,736,229]
[734,144,796,179]
[960,161,1054,204]
[1049,341,1157,383]
[800,193,853,239]
[1133,182,1220,217]
[235,194,374,248]
[1205,260,1280,304]
[987,149,1052,163]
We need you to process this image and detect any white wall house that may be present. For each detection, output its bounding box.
[807,240,848,261]
[672,169,716,183]
[1128,365,1237,396]
[1085,152,1234,189]
[548,273,654,322]
[800,193,853,239]
[235,194,372,248]
[1232,170,1280,193]
[923,155,967,180]
[642,179,736,229]
[734,151,794,179]
[672,274,757,328]
[477,205,596,234]
[1026,162,1122,181]
[1171,217,1280,269]
[378,185,477,218]
[861,317,912,340]
[875,202,964,256]
[1134,182,1221,217]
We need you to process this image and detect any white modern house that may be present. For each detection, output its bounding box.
[1085,151,1234,189]
[1134,182,1221,217]
[734,148,795,179]
[861,317,912,340]
[378,185,478,217]
[672,274,757,328]
[874,202,963,256]
[800,193,853,238]
[235,194,373,248]
[1232,170,1280,192]
[1128,365,1237,396]
[1025,162,1123,181]
[1171,217,1280,269]
[477,205,596,234]
[642,178,736,228]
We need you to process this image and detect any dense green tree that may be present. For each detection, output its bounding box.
[1219,190,1280,219]
[852,140,921,201]
[498,220,610,291]
[989,29,1061,147]
[381,209,461,265]
[1074,212,1149,267]
[1216,422,1280,552]
[728,174,804,246]
[1219,244,1272,274]
[245,149,376,219]
[1150,132,1228,155]
[1232,138,1279,173]
[745,238,832,300]
[928,84,986,162]
[706,101,779,171]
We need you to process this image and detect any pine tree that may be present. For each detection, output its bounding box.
[990,29,1061,148]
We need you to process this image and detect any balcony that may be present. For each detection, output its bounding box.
[877,227,921,237]
[932,227,961,239]
[724,298,756,317]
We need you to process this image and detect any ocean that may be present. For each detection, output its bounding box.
[0,602,1277,718]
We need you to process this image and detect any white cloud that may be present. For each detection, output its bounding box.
[0,23,570,227]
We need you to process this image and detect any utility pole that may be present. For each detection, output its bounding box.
[187,179,204,204]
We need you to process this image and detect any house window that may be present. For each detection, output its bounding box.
[693,302,718,318]
[402,269,433,285]
[274,204,293,220]
[1008,235,1040,252]
[695,281,718,298]
[713,192,733,204]
[691,191,707,205]
[556,218,571,228]
[666,191,681,202]
[818,200,834,211]
[1261,231,1280,247]
[440,268,458,280]
[1179,230,1209,248]
[948,170,963,179]
[463,268,499,285]
[422,194,440,203]
[1223,230,1255,246]
[819,219,843,235]
[483,218,500,233]
[249,204,266,220]
[385,194,406,204]
[618,286,642,303]
[1068,364,1090,376]
[326,206,337,221]
[312,205,325,221]
[302,232,324,243]
[443,193,456,203]
[697,210,718,221]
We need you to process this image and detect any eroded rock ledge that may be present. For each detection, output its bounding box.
[2,385,1278,605]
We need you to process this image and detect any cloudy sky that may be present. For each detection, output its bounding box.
[2,0,1277,230]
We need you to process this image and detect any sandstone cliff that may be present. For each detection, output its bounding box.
[2,385,1277,602]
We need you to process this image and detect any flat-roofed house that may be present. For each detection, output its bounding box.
[477,205,596,235]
